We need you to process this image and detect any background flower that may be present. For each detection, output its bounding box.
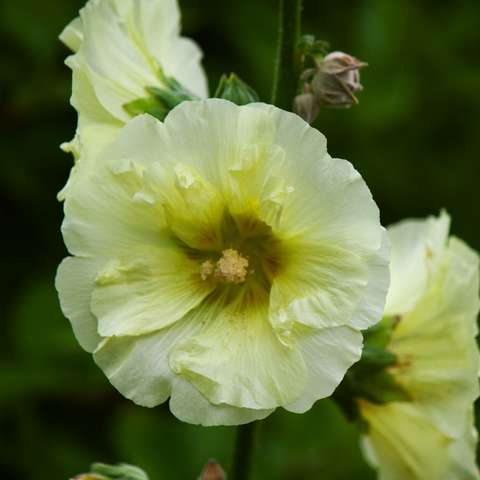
[56,99,389,426]
[358,212,480,479]
[58,0,208,199]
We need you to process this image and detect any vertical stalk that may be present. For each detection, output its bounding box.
[271,0,302,110]
[231,421,262,480]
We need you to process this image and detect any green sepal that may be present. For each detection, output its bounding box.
[331,339,412,424]
[296,35,330,62]
[123,66,200,122]
[123,96,170,121]
[146,85,198,110]
[90,463,149,480]
[214,73,260,105]
[362,315,399,349]
[355,369,413,405]
[351,342,398,374]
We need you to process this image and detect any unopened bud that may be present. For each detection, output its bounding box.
[293,93,320,124]
[214,73,259,106]
[198,459,227,480]
[311,51,367,107]
[71,463,149,480]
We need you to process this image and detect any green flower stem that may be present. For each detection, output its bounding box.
[271,0,302,110]
[231,420,262,480]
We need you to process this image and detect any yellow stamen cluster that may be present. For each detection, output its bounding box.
[201,249,249,284]
[200,260,214,281]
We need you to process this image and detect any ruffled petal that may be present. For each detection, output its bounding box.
[66,53,125,162]
[389,236,480,438]
[62,121,169,256]
[55,255,107,352]
[166,36,208,99]
[247,103,383,260]
[169,378,275,426]
[385,211,450,316]
[359,401,451,480]
[284,324,363,413]
[93,299,211,407]
[79,0,165,121]
[348,227,391,330]
[269,240,369,331]
[59,15,83,52]
[92,246,216,336]
[445,409,480,480]
[169,290,307,409]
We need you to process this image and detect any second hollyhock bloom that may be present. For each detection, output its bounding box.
[56,99,390,425]
[58,0,208,199]
[359,212,480,479]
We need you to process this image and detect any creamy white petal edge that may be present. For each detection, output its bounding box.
[57,99,389,425]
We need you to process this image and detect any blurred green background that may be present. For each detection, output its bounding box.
[1,0,480,478]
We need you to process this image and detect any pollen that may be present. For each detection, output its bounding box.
[214,249,249,284]
[200,260,214,281]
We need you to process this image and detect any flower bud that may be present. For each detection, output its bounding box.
[71,463,149,480]
[214,73,259,106]
[311,52,367,107]
[293,92,320,124]
[198,459,227,480]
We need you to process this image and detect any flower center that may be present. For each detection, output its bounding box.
[201,249,249,284]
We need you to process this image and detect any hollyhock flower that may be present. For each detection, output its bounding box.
[56,99,389,425]
[358,212,480,479]
[58,0,208,200]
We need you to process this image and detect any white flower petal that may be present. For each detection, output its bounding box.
[270,241,369,330]
[385,211,450,316]
[389,236,480,438]
[359,401,451,480]
[167,36,208,99]
[59,16,83,52]
[360,401,480,480]
[169,378,275,426]
[62,130,169,257]
[247,103,383,260]
[445,410,480,480]
[66,53,126,162]
[93,302,209,407]
[169,293,307,410]
[92,247,215,336]
[56,255,107,352]
[348,227,391,330]
[284,324,363,413]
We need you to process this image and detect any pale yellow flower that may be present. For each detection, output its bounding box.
[58,0,208,200]
[358,212,480,479]
[56,99,389,425]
